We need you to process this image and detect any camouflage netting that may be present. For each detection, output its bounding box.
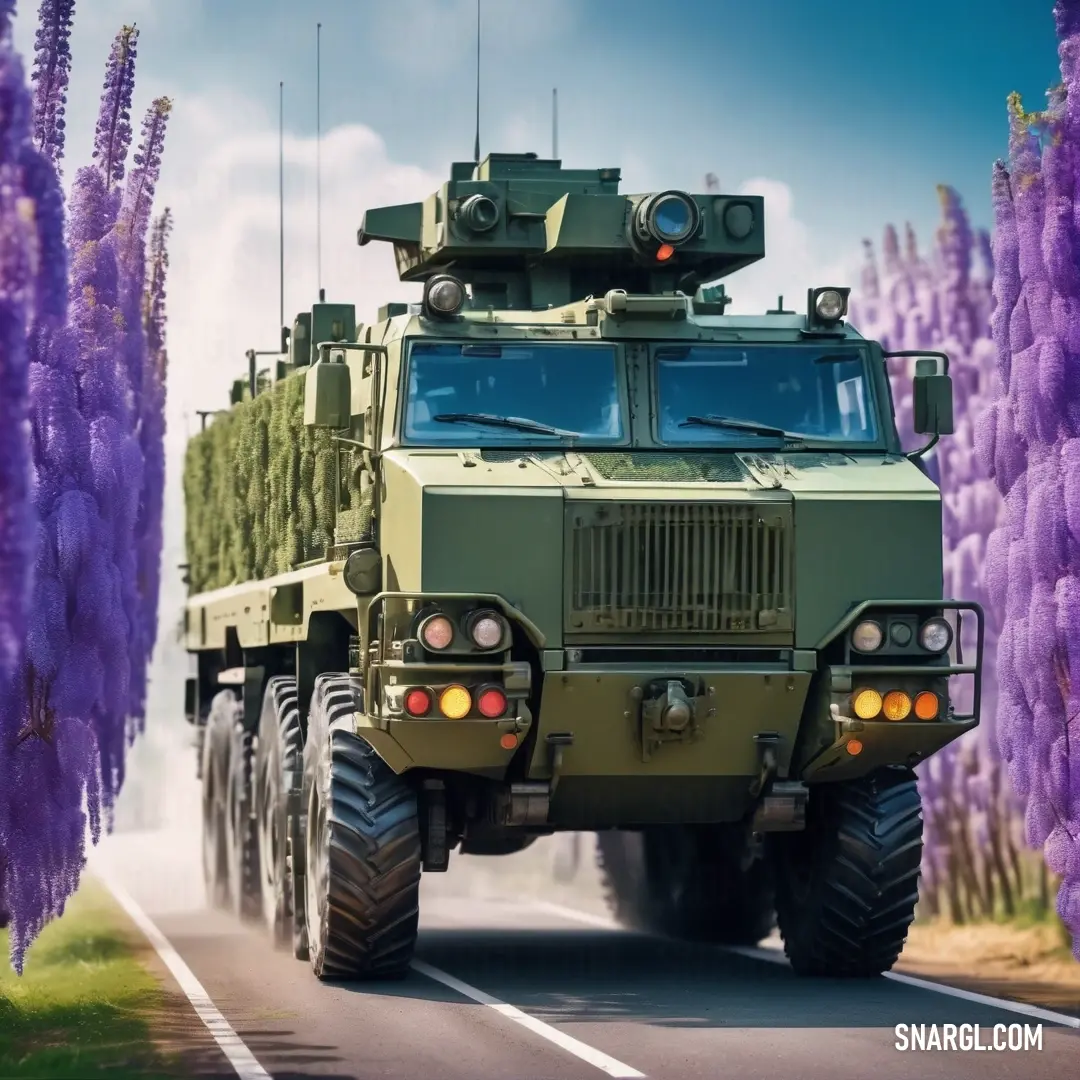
[477,449,751,482]
[183,372,373,593]
[583,452,749,482]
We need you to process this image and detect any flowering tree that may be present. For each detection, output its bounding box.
[0,0,37,688]
[975,0,1080,958]
[848,191,1044,928]
[0,3,172,971]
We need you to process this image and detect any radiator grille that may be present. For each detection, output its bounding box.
[566,502,793,634]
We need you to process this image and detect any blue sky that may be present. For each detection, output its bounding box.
[27,0,1057,246]
[6,0,1067,622]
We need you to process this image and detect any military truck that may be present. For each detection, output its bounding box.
[183,152,982,982]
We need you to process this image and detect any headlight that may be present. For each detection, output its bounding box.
[419,614,454,650]
[467,610,507,650]
[918,617,952,653]
[814,288,845,321]
[423,274,466,317]
[851,620,884,652]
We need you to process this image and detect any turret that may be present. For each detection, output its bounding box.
[356,152,764,311]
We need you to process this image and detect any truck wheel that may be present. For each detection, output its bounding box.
[200,691,237,911]
[596,825,775,945]
[770,767,923,977]
[226,720,261,922]
[302,674,421,980]
[255,676,305,952]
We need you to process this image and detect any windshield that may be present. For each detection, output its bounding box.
[654,344,879,445]
[403,341,625,444]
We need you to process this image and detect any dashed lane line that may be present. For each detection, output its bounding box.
[94,871,273,1080]
[412,960,647,1077]
[528,899,1080,1031]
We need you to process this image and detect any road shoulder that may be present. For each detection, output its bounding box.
[0,875,228,1079]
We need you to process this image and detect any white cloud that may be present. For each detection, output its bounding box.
[723,177,861,316]
[152,93,444,629]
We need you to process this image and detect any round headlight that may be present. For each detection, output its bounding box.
[815,289,845,321]
[425,275,466,315]
[919,617,952,653]
[468,610,506,650]
[637,190,701,246]
[420,614,454,651]
[342,548,379,595]
[852,620,884,652]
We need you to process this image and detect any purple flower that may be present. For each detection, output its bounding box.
[851,185,1022,926]
[91,24,137,188]
[30,0,74,170]
[0,14,36,685]
[980,7,1080,958]
[2,6,170,971]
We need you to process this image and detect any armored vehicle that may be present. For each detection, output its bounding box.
[183,152,982,981]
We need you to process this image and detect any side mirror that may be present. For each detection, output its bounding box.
[912,357,954,435]
[303,356,351,429]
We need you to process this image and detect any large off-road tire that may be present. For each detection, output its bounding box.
[225,716,261,922]
[254,676,307,955]
[200,691,238,911]
[770,767,923,977]
[596,824,775,945]
[302,673,422,980]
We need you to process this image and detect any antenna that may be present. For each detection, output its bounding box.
[279,80,285,347]
[473,0,480,164]
[552,87,558,158]
[316,22,323,300]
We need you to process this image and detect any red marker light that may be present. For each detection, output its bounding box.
[404,688,432,717]
[656,243,675,261]
[477,687,508,718]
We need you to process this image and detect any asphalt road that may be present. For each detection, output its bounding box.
[90,827,1080,1080]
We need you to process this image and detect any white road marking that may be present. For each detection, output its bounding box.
[93,871,273,1080]
[881,970,1080,1029]
[529,900,622,930]
[412,959,646,1078]
[530,899,1080,1031]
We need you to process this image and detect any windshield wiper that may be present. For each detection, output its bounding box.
[432,412,579,437]
[678,414,803,441]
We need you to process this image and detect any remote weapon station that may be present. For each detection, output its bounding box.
[183,152,982,981]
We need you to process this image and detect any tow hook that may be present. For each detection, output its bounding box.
[635,677,702,761]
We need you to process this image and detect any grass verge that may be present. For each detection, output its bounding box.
[0,876,193,1079]
[897,918,1080,1016]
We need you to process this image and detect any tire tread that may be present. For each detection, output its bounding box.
[310,675,421,980]
[775,768,923,977]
